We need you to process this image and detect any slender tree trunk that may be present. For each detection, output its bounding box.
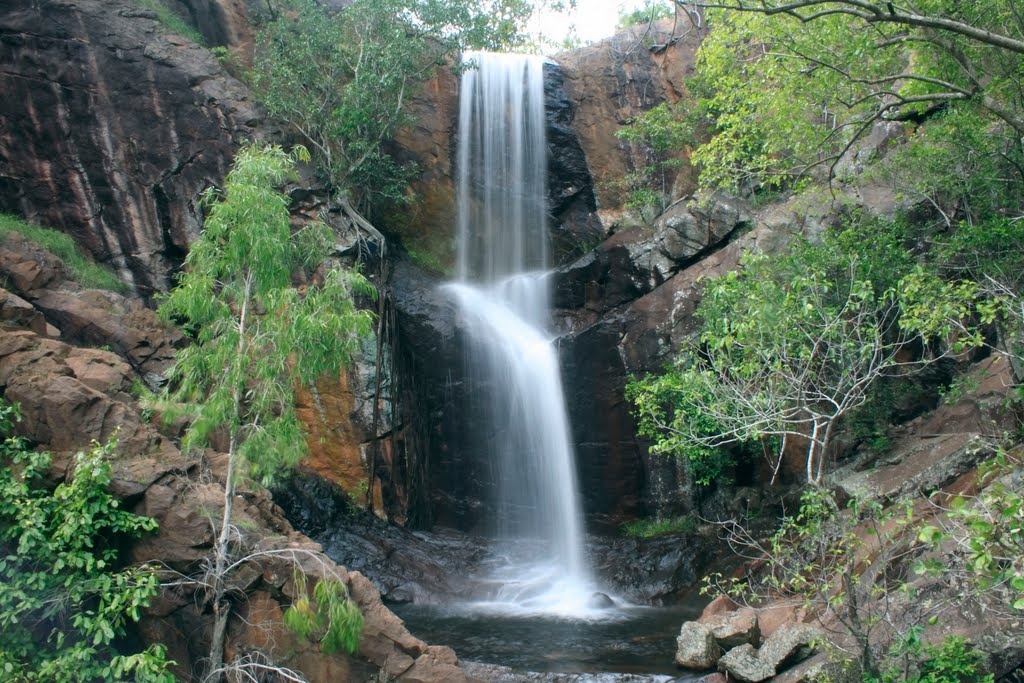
[806,419,822,484]
[815,419,834,483]
[206,428,238,683]
[206,276,250,683]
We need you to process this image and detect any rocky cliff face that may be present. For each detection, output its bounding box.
[0,0,260,295]
[556,16,705,218]
[0,234,481,683]
[382,24,715,531]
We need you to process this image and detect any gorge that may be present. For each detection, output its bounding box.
[1,0,1023,681]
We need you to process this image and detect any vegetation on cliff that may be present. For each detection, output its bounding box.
[630,0,1024,500]
[627,0,1024,675]
[0,214,126,293]
[153,143,374,681]
[249,0,534,219]
[0,403,173,682]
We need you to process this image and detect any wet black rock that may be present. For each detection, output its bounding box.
[544,60,603,264]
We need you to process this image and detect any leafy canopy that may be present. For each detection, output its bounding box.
[250,0,534,213]
[0,402,173,682]
[675,0,1024,192]
[630,219,922,483]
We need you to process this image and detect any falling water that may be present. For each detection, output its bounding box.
[444,51,596,615]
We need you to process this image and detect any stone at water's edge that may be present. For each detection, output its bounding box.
[758,623,823,673]
[675,621,721,670]
[702,609,761,650]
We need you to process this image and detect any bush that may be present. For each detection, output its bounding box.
[0,402,173,681]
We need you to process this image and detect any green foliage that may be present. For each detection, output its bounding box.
[621,514,697,538]
[627,369,745,486]
[134,0,205,45]
[617,1,674,29]
[900,218,1024,381]
[0,214,126,293]
[683,0,1024,194]
[916,448,1024,612]
[866,110,1024,228]
[157,143,373,677]
[870,634,994,683]
[630,218,922,484]
[0,402,173,682]
[282,571,363,656]
[156,143,376,485]
[618,102,692,154]
[249,0,533,214]
[615,102,694,216]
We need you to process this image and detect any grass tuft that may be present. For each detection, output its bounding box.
[134,0,206,46]
[0,214,128,293]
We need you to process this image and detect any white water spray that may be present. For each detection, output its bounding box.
[445,51,599,616]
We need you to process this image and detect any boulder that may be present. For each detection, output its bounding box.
[700,595,740,620]
[695,674,729,683]
[652,193,752,267]
[718,644,775,682]
[759,623,824,673]
[703,609,761,649]
[675,621,721,670]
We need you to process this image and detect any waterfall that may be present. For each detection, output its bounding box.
[443,51,596,615]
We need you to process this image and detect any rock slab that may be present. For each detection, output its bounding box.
[675,621,721,670]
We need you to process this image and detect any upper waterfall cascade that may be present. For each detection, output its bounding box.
[445,51,599,615]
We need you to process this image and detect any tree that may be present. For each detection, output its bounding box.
[0,402,173,682]
[670,0,1024,192]
[155,143,374,681]
[249,0,534,218]
[630,221,925,483]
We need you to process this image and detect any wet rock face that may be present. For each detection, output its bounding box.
[543,61,603,262]
[0,0,260,295]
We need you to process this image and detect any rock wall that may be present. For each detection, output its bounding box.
[0,0,259,295]
[0,235,479,683]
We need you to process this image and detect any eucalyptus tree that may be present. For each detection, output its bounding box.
[156,143,374,681]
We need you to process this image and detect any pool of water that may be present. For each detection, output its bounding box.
[392,602,703,678]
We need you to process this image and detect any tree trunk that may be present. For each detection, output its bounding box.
[205,430,238,683]
[806,419,822,484]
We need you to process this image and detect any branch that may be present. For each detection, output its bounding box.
[675,0,1024,54]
